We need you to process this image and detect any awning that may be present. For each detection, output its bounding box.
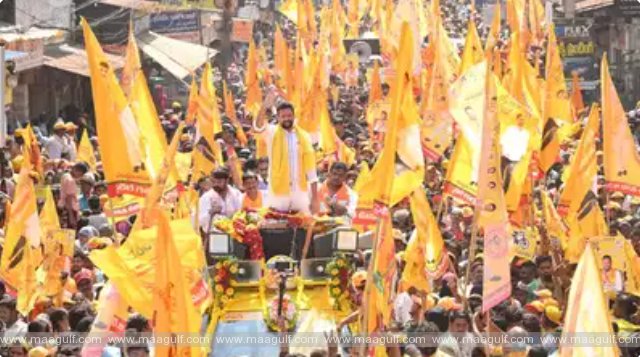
[137,31,216,80]
[98,0,160,10]
[4,50,27,62]
[44,45,125,77]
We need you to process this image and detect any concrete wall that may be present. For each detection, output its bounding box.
[15,0,72,29]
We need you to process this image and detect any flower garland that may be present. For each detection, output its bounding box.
[213,212,264,260]
[264,294,299,332]
[213,257,238,307]
[326,254,353,310]
[263,209,308,228]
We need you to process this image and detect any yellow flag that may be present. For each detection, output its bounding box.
[528,0,545,41]
[360,24,419,335]
[402,186,447,292]
[193,63,223,183]
[506,0,525,33]
[77,129,96,172]
[541,191,568,249]
[485,1,501,54]
[245,40,263,116]
[544,24,572,123]
[366,22,424,206]
[139,123,184,227]
[446,62,487,203]
[362,206,396,333]
[571,71,585,116]
[185,78,198,125]
[123,28,170,181]
[564,199,608,263]
[0,166,41,314]
[558,104,600,217]
[81,283,130,356]
[624,240,640,297]
[23,124,43,179]
[459,19,484,75]
[82,18,150,196]
[199,62,223,136]
[274,25,294,98]
[560,244,619,357]
[18,238,38,315]
[319,104,354,166]
[90,218,211,319]
[153,211,201,357]
[559,105,608,261]
[353,161,370,194]
[477,56,511,312]
[444,135,478,205]
[369,60,383,104]
[601,55,640,197]
[40,186,60,233]
[420,18,459,162]
[223,81,248,147]
[347,0,360,38]
[41,229,73,298]
[541,24,572,173]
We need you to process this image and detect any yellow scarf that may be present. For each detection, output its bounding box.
[270,125,315,195]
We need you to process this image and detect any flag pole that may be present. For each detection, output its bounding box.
[359,203,386,355]
[605,190,611,229]
[462,210,480,311]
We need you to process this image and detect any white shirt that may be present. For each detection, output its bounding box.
[198,186,243,229]
[393,292,413,326]
[66,134,77,161]
[4,319,27,339]
[45,135,69,160]
[254,123,318,196]
[500,125,530,162]
[319,184,359,218]
[603,269,624,294]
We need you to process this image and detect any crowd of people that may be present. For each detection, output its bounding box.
[1,0,640,356]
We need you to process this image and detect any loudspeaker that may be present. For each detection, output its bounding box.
[301,258,332,281]
[236,260,261,284]
[343,39,381,63]
[358,231,374,250]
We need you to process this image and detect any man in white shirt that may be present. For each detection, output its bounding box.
[393,287,418,326]
[501,114,530,162]
[253,89,319,215]
[318,162,358,219]
[500,114,530,191]
[45,121,70,160]
[602,255,624,295]
[198,167,243,231]
[65,122,78,162]
[0,295,28,339]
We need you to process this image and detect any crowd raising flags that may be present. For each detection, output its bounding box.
[2,0,640,355]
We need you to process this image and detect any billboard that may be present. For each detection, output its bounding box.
[554,18,598,90]
[150,10,201,34]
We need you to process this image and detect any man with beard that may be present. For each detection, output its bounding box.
[254,89,319,215]
[534,255,564,302]
[317,162,357,219]
[198,167,243,229]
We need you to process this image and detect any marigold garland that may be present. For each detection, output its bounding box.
[213,257,238,307]
[214,211,264,260]
[325,254,353,310]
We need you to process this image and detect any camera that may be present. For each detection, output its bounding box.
[275,260,295,274]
